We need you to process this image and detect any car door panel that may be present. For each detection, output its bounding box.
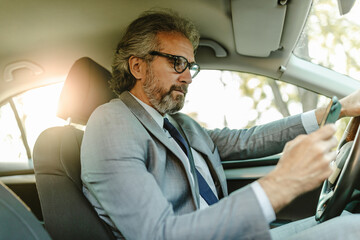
[223,156,321,226]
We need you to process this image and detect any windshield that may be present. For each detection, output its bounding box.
[294,0,360,81]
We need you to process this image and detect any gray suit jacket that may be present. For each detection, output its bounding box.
[81,91,306,240]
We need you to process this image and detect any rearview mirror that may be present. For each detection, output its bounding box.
[337,0,356,15]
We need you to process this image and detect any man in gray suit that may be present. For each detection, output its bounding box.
[81,10,360,239]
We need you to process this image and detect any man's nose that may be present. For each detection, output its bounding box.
[178,68,193,84]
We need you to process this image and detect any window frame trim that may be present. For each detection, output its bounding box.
[8,98,32,164]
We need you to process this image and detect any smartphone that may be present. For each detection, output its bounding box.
[319,96,342,127]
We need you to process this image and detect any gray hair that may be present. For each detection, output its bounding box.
[110,9,200,95]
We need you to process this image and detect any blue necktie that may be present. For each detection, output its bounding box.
[163,118,218,205]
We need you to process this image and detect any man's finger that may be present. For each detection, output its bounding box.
[315,136,338,157]
[310,124,337,141]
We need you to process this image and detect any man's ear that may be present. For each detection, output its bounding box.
[129,56,146,80]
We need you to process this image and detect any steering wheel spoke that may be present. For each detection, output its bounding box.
[316,182,334,221]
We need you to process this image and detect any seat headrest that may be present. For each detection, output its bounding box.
[57,57,117,125]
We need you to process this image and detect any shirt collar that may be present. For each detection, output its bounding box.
[129,92,165,128]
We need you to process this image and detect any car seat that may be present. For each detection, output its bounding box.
[0,181,51,239]
[33,57,117,240]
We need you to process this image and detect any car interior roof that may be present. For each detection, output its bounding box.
[0,0,315,101]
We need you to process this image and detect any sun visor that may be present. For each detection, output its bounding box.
[231,0,288,57]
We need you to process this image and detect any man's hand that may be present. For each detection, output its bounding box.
[339,89,360,118]
[315,89,360,124]
[258,124,338,213]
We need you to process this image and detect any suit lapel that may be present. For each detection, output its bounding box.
[172,113,227,197]
[119,91,200,208]
[167,115,200,205]
[172,113,215,164]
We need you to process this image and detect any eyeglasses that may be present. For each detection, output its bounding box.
[149,51,200,78]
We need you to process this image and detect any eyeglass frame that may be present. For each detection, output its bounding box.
[149,51,200,78]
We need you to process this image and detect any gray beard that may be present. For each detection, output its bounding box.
[143,68,186,115]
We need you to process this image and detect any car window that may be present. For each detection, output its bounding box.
[294,0,360,81]
[181,70,348,141]
[0,71,349,166]
[0,83,66,165]
[0,102,29,163]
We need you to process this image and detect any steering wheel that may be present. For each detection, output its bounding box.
[315,116,360,222]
